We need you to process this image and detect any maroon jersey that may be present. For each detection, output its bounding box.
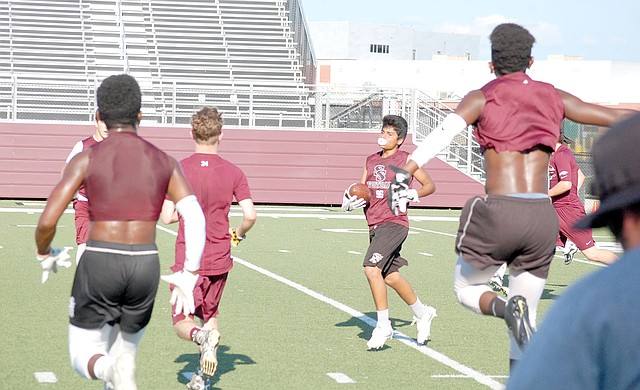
[475,72,564,153]
[85,132,174,221]
[364,150,411,229]
[549,144,583,210]
[173,153,251,276]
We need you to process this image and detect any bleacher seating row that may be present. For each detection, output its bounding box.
[0,0,313,125]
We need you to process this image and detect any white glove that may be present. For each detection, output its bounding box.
[160,269,199,316]
[387,165,413,216]
[36,247,72,284]
[341,189,367,212]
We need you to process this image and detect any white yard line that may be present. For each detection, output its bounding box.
[157,225,504,389]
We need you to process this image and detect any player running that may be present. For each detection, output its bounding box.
[388,23,636,369]
[36,74,205,389]
[549,130,618,265]
[161,106,256,389]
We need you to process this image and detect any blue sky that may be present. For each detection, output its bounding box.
[300,0,640,62]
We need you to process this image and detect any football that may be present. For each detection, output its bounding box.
[348,183,371,203]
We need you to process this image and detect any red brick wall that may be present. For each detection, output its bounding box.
[0,122,483,207]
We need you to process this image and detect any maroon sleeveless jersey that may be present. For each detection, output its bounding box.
[364,150,411,228]
[85,132,174,221]
[475,72,564,152]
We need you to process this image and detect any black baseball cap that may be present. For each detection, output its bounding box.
[576,113,640,229]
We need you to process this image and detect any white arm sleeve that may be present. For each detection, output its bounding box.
[175,195,205,272]
[410,113,468,167]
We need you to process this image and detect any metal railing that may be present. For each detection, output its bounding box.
[0,75,493,180]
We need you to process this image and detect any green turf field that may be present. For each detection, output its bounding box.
[1,199,615,389]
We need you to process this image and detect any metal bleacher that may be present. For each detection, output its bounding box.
[0,0,314,125]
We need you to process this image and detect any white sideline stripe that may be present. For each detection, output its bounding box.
[409,226,456,237]
[0,207,457,222]
[432,374,509,379]
[34,372,57,383]
[233,256,504,390]
[156,225,503,389]
[327,372,356,384]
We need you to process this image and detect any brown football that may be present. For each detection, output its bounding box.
[348,183,371,203]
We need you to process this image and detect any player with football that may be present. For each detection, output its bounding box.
[35,74,206,389]
[160,106,256,389]
[388,23,636,369]
[342,114,436,350]
[63,115,108,264]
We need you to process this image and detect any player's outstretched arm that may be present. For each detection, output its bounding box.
[559,89,637,127]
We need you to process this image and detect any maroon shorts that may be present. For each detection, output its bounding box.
[73,199,90,245]
[363,222,409,278]
[555,205,596,251]
[171,272,228,325]
[456,195,558,279]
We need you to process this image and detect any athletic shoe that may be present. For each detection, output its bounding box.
[106,352,137,390]
[563,242,579,265]
[504,295,533,351]
[412,305,437,344]
[489,275,509,296]
[186,371,207,390]
[200,329,221,377]
[366,324,393,350]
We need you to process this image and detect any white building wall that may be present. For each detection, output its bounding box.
[318,58,640,104]
[309,21,480,61]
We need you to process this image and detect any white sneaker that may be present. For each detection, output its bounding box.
[367,324,393,350]
[200,329,221,377]
[107,353,136,390]
[563,242,579,265]
[186,371,207,390]
[413,306,437,344]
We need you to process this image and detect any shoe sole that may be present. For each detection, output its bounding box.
[200,329,221,377]
[113,353,137,390]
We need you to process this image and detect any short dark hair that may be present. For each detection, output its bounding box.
[382,115,408,140]
[96,74,142,128]
[490,23,535,75]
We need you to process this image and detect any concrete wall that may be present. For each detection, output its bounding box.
[0,122,484,207]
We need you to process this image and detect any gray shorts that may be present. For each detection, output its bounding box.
[363,222,409,278]
[456,195,558,279]
[70,240,160,333]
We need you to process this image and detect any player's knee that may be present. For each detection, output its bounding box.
[455,285,489,314]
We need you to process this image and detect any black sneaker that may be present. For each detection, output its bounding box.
[504,295,533,350]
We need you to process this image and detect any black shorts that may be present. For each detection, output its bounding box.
[363,222,409,278]
[456,195,558,279]
[70,240,160,333]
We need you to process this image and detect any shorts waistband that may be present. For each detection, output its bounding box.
[86,239,158,256]
[485,194,551,204]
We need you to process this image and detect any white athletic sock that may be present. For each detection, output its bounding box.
[93,355,114,382]
[376,309,390,327]
[409,298,428,318]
